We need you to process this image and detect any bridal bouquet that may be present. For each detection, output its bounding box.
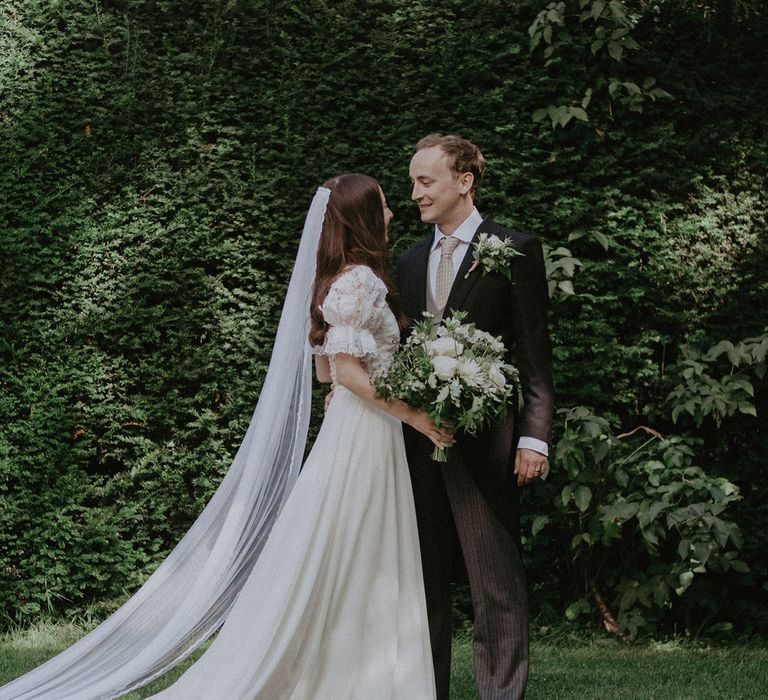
[375,312,518,461]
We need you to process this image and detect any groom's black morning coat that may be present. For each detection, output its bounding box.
[396,218,554,535]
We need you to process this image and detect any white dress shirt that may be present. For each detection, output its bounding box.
[429,208,549,458]
[429,208,483,301]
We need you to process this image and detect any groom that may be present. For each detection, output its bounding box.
[396,134,554,700]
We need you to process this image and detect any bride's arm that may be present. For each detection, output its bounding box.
[333,353,454,450]
[315,355,332,383]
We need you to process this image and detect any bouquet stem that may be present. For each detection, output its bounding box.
[431,445,449,462]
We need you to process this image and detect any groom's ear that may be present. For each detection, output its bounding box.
[458,172,474,196]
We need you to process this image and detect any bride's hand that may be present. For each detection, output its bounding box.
[324,386,335,412]
[407,409,455,450]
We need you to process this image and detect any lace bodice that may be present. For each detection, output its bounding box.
[313,265,400,382]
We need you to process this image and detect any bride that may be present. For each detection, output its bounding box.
[150,173,449,699]
[1,174,451,699]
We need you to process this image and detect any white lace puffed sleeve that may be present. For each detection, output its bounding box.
[315,265,386,359]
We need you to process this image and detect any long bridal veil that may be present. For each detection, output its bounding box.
[0,187,332,700]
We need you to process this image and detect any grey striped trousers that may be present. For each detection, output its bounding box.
[411,447,530,700]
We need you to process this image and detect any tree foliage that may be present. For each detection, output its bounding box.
[1,0,766,637]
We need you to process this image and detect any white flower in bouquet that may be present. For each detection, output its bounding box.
[457,357,484,387]
[488,361,508,390]
[408,378,426,392]
[432,355,458,380]
[475,329,505,353]
[428,336,463,357]
[374,311,519,462]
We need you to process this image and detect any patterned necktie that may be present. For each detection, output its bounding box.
[435,236,460,310]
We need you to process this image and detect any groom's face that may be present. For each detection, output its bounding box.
[409,146,468,228]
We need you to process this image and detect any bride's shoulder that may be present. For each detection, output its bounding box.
[322,266,386,321]
[324,266,387,313]
[332,265,384,292]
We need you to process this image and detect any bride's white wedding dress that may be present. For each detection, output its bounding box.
[151,265,436,699]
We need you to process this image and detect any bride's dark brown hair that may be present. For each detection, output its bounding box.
[309,173,405,347]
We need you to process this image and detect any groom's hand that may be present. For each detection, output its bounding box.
[514,448,548,486]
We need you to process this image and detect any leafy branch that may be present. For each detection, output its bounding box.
[528,0,672,129]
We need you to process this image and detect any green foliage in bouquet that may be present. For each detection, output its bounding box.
[374,313,517,461]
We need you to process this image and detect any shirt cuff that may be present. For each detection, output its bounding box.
[517,436,549,456]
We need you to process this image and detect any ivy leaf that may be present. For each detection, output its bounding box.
[650,87,674,99]
[532,515,549,536]
[693,541,712,566]
[574,485,592,512]
[730,559,750,573]
[592,231,610,250]
[569,106,589,122]
[558,280,575,295]
[592,0,605,20]
[677,570,695,594]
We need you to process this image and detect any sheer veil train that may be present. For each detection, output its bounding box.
[0,187,332,700]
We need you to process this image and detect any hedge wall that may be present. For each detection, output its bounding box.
[1,0,766,636]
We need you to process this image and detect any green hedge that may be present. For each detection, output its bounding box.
[1,0,766,636]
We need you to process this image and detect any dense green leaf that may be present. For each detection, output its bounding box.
[1,0,766,640]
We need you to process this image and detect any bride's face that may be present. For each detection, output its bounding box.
[379,187,393,241]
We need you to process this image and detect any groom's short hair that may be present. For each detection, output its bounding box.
[415,133,485,195]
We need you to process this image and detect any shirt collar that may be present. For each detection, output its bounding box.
[431,207,483,252]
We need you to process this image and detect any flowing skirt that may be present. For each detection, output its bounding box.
[150,386,435,699]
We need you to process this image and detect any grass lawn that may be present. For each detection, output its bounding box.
[2,622,767,699]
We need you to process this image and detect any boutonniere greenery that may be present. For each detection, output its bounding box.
[464,233,525,281]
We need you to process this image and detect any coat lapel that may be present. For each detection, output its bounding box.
[444,217,494,313]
